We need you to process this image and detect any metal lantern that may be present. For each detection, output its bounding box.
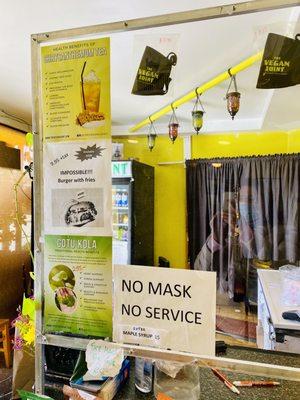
[168,105,179,143]
[192,92,205,133]
[168,122,179,142]
[226,91,241,120]
[147,120,157,151]
[226,73,241,120]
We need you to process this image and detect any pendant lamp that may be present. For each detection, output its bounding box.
[168,104,179,143]
[226,71,241,120]
[147,119,157,151]
[192,91,205,133]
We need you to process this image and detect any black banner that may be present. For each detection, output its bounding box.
[132,46,177,96]
[257,33,300,89]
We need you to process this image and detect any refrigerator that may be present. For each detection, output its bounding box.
[112,160,154,266]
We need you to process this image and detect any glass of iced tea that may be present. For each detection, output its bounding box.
[81,70,101,112]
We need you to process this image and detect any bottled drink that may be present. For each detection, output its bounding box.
[116,191,121,207]
[118,191,123,207]
[122,190,128,207]
[122,226,128,241]
[135,358,153,393]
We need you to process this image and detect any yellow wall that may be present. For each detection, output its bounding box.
[192,130,300,158]
[117,136,187,268]
[116,129,300,269]
[0,124,28,155]
[0,125,32,319]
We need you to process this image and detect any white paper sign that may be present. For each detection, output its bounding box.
[44,140,112,236]
[113,265,216,356]
[85,339,124,378]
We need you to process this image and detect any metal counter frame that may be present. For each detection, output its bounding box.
[31,0,300,394]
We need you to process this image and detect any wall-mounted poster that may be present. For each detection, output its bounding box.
[44,234,112,337]
[41,38,110,141]
[43,140,111,236]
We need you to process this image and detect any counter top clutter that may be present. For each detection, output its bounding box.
[45,346,300,400]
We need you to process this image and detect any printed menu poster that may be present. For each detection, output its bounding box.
[44,140,111,236]
[44,234,112,337]
[41,38,110,141]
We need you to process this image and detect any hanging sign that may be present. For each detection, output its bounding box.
[113,265,216,355]
[44,234,112,337]
[131,46,177,96]
[43,140,111,236]
[257,33,300,89]
[41,38,110,141]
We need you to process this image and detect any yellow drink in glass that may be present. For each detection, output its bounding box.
[81,70,101,112]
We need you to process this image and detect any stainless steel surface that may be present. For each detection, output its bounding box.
[41,333,300,382]
[31,1,300,393]
[31,35,45,394]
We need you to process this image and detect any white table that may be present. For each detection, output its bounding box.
[257,270,300,354]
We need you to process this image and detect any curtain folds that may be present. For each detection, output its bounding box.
[186,154,300,298]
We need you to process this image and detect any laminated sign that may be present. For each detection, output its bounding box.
[132,46,177,95]
[113,265,216,356]
[43,139,113,337]
[43,140,111,236]
[257,33,300,89]
[41,37,111,141]
[44,234,112,337]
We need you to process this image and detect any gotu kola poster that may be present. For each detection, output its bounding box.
[41,38,110,141]
[44,234,112,337]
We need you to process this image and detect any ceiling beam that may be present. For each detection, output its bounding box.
[32,0,300,43]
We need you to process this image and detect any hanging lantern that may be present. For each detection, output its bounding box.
[192,91,205,133]
[168,104,179,143]
[225,72,241,120]
[147,119,157,151]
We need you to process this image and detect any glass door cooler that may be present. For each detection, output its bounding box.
[112,160,154,266]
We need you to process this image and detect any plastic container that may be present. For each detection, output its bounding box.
[135,357,153,393]
[154,361,200,400]
[279,265,300,306]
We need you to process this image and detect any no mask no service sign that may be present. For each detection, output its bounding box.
[113,265,216,356]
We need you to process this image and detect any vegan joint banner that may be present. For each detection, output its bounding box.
[257,33,300,89]
[44,235,112,337]
[41,38,110,141]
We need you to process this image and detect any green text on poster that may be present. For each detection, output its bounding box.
[44,234,112,337]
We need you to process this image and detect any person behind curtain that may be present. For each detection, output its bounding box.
[194,185,268,298]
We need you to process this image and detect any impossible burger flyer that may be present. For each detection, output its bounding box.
[41,38,110,141]
[43,139,112,236]
[44,234,112,337]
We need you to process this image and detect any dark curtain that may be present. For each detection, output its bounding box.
[186,154,300,297]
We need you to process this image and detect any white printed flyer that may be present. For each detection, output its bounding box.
[44,140,112,236]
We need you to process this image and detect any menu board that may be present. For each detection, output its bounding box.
[44,235,112,337]
[41,38,110,141]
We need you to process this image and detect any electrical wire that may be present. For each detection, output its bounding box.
[18,183,31,201]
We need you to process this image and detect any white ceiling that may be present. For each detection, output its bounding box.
[0,1,299,134]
